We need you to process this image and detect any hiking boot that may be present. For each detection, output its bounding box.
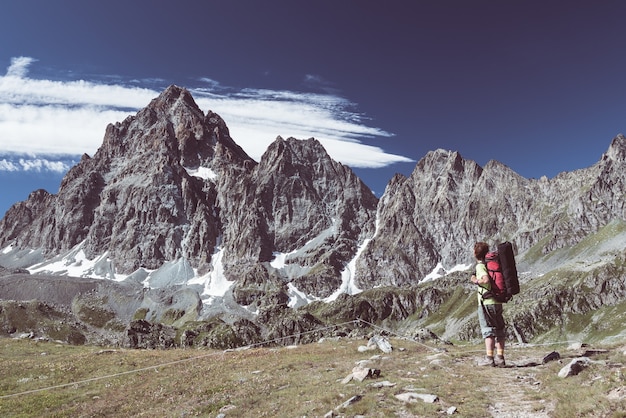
[478,355,495,367]
[495,355,506,368]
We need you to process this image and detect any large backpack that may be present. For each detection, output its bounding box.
[483,241,520,303]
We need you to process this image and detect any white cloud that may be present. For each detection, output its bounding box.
[19,158,72,173]
[5,57,36,78]
[0,159,19,171]
[0,156,73,173]
[0,103,129,155]
[0,57,414,171]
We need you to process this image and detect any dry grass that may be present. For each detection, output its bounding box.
[1,337,626,417]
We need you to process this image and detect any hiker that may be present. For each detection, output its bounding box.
[470,241,506,367]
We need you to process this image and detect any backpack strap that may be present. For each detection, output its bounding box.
[476,261,493,299]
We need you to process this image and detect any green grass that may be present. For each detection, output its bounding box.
[2,336,625,417]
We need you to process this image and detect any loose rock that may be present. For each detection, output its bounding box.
[368,335,393,353]
[344,365,381,383]
[395,392,438,403]
[369,380,396,388]
[558,357,591,378]
[542,351,560,364]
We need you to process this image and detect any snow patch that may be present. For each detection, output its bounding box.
[27,241,126,281]
[185,166,218,181]
[189,245,234,298]
[420,262,472,283]
[287,283,317,308]
[1,244,14,254]
[270,220,338,288]
[270,251,290,269]
[324,238,370,302]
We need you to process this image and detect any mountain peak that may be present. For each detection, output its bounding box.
[260,137,330,170]
[413,149,471,178]
[603,133,626,163]
[154,84,196,107]
[146,84,204,122]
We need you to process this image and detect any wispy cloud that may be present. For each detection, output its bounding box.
[0,57,413,172]
[5,56,35,78]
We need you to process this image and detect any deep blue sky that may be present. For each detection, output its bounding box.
[1,1,626,217]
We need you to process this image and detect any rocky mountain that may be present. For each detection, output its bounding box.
[1,85,625,348]
[356,134,626,287]
[0,86,380,325]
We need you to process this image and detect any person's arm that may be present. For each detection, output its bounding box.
[471,263,489,284]
[476,274,489,284]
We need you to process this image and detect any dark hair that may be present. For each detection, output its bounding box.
[474,242,489,261]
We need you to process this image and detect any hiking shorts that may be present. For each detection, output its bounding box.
[477,304,506,339]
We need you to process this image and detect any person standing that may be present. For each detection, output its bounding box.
[470,241,506,367]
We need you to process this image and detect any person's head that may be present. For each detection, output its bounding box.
[474,242,489,261]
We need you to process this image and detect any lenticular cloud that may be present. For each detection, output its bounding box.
[0,56,413,172]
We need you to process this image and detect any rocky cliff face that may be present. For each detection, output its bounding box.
[1,86,626,347]
[355,135,626,287]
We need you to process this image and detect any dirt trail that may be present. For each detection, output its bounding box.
[468,346,614,418]
[485,363,555,417]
